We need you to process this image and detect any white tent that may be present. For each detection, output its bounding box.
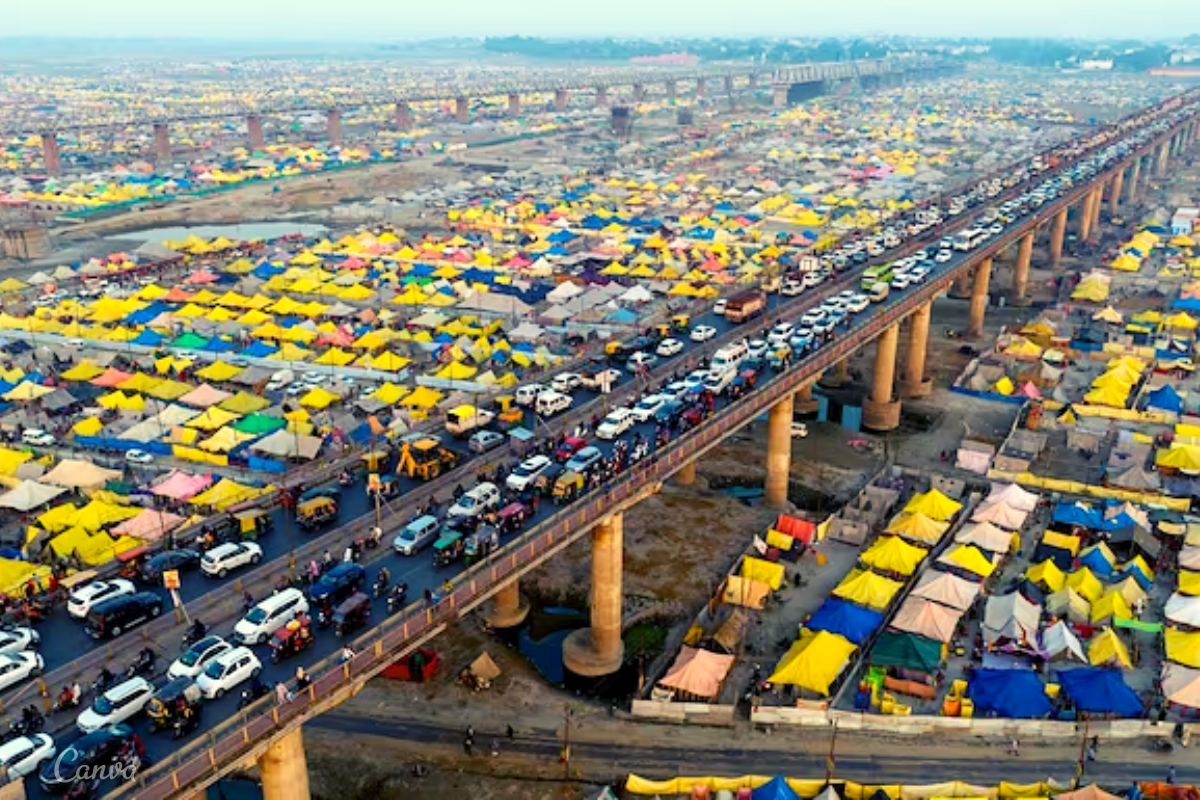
[971,500,1028,531]
[987,483,1039,511]
[982,591,1040,644]
[618,285,653,303]
[910,569,981,611]
[546,282,583,303]
[1040,620,1086,662]
[249,429,324,460]
[954,521,1014,553]
[0,480,68,511]
[1166,593,1200,627]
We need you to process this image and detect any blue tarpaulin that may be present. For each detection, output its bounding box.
[1053,502,1104,529]
[1057,668,1144,717]
[806,598,884,645]
[969,669,1052,718]
[1147,385,1183,413]
[752,776,800,800]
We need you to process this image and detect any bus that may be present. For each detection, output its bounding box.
[860,264,894,290]
[953,228,989,252]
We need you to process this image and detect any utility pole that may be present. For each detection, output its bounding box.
[560,703,572,780]
[825,719,839,785]
[1073,716,1090,789]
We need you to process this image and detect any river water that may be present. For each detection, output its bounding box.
[112,222,329,243]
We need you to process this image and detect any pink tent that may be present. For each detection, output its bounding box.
[889,597,963,643]
[152,470,213,500]
[112,509,188,541]
[184,270,220,284]
[90,368,134,388]
[179,384,232,408]
[971,500,1028,531]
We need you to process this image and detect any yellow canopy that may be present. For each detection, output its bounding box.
[767,628,857,696]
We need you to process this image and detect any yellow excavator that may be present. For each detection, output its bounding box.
[397,438,461,481]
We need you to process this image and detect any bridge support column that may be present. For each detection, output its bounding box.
[863,324,901,432]
[748,74,758,91]
[395,102,412,130]
[1012,231,1034,305]
[633,84,645,104]
[949,269,972,299]
[562,514,624,677]
[967,258,993,339]
[898,303,932,399]
[507,94,521,116]
[772,84,789,109]
[1087,186,1103,243]
[676,460,697,486]
[555,89,568,112]
[455,97,469,124]
[795,382,820,415]
[724,75,734,96]
[486,580,529,629]
[1157,141,1170,177]
[153,123,170,166]
[1110,169,1124,218]
[1077,194,1094,243]
[40,133,60,177]
[696,78,707,99]
[765,394,794,508]
[326,109,342,146]
[1128,157,1142,201]
[247,114,265,151]
[260,728,310,800]
[666,80,676,102]
[1049,207,1067,268]
[596,87,608,108]
[820,359,849,388]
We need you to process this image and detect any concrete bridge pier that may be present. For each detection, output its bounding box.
[724,75,734,96]
[455,97,469,124]
[772,84,790,109]
[1012,231,1034,305]
[153,122,170,165]
[1077,193,1094,243]
[1110,169,1125,218]
[949,270,972,299]
[765,393,795,507]
[247,114,266,151]
[1156,141,1170,176]
[562,514,625,677]
[1049,207,1067,268]
[696,78,707,99]
[326,109,342,146]
[862,323,901,432]
[555,89,568,112]
[675,460,697,486]
[507,94,521,117]
[967,258,993,339]
[666,80,677,103]
[395,102,412,130]
[633,84,645,104]
[40,132,60,177]
[1086,185,1103,244]
[260,728,311,800]
[486,580,530,629]
[795,381,820,415]
[596,87,609,108]
[1127,157,1142,203]
[898,303,932,399]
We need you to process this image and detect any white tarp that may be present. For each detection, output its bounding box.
[0,480,68,511]
[982,591,1041,644]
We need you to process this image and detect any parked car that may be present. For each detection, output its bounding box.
[125,450,154,465]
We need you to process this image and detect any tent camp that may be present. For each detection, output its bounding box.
[860,536,928,576]
[41,459,122,490]
[987,483,1039,512]
[1041,620,1086,663]
[805,598,884,645]
[1056,668,1143,717]
[902,489,963,521]
[767,629,857,697]
[971,500,1028,531]
[830,569,903,611]
[0,480,67,511]
[954,521,1014,554]
[871,630,943,673]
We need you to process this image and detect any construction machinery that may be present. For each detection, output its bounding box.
[397,438,462,481]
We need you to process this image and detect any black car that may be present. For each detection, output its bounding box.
[654,399,685,426]
[308,562,365,606]
[139,549,200,584]
[84,591,163,639]
[40,723,134,793]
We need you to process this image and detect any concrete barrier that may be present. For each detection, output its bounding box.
[631,700,736,726]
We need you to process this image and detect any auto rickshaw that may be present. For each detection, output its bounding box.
[297,496,338,530]
[671,313,690,332]
[652,322,672,340]
[491,395,524,431]
[433,531,465,568]
[235,509,273,540]
[497,502,531,535]
[116,545,151,580]
[146,677,203,736]
[552,470,584,505]
[369,475,401,500]
[270,616,315,663]
[464,526,499,566]
[361,449,391,474]
[333,592,371,638]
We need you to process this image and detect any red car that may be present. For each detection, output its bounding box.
[554,436,587,461]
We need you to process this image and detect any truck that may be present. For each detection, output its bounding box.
[445,405,496,438]
[723,291,766,324]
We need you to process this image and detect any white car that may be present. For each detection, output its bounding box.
[76,677,154,734]
[747,339,769,359]
[935,249,953,263]
[713,299,727,315]
[68,579,136,619]
[780,279,804,297]
[0,652,41,693]
[845,294,870,313]
[656,338,684,357]
[596,408,637,440]
[506,454,553,492]
[767,322,795,345]
[195,647,262,700]
[799,310,825,327]
[631,394,669,423]
[168,635,234,679]
[201,541,264,578]
[551,372,582,392]
[125,450,154,465]
[0,734,56,779]
[0,627,39,655]
[690,325,717,342]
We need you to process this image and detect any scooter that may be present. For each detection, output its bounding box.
[387,583,409,614]
[125,653,155,679]
[237,681,271,710]
[372,573,390,599]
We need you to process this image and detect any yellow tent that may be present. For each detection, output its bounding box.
[831,568,903,610]
[884,513,949,545]
[1166,628,1200,668]
[1087,627,1132,668]
[300,387,341,409]
[767,629,857,696]
[189,478,270,511]
[740,557,785,590]
[1090,590,1132,625]
[1025,559,1066,592]
[902,489,963,521]
[939,544,996,578]
[195,361,243,382]
[1065,568,1104,603]
[860,536,927,576]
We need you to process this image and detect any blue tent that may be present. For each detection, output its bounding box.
[1078,547,1115,577]
[1147,385,1183,413]
[969,669,1052,718]
[752,776,800,800]
[806,598,884,645]
[1057,668,1143,717]
[1053,502,1104,529]
[131,330,164,347]
[243,341,278,358]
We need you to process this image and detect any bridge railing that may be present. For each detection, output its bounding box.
[105,98,1200,800]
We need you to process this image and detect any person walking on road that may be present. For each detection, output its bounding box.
[463,736,473,757]
[506,724,514,741]
[1167,766,1176,785]
[1008,738,1019,757]
[274,682,290,706]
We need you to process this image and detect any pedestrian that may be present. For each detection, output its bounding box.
[491,739,500,758]
[1086,744,1095,762]
[463,737,473,757]
[466,725,475,740]
[343,546,353,563]
[424,588,433,607]
[506,724,514,741]
[295,666,310,691]
[1167,766,1175,785]
[1009,738,1019,757]
[274,682,290,706]
[340,646,355,664]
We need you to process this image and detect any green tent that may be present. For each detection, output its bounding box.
[870,631,943,673]
[170,332,209,350]
[232,413,286,436]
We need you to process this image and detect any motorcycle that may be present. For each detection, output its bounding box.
[52,692,80,714]
[91,671,117,696]
[237,681,271,710]
[125,652,155,679]
[180,625,207,651]
[387,583,408,614]
[338,471,353,487]
[372,572,390,599]
[316,605,334,629]
[1150,738,1175,754]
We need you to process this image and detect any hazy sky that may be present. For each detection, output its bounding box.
[3,0,1196,42]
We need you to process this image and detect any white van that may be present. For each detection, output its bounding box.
[233,588,309,645]
[703,370,735,395]
[869,282,890,303]
[515,385,544,407]
[709,342,749,375]
[535,390,572,417]
[21,429,54,447]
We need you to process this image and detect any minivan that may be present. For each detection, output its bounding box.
[21,429,54,447]
[535,390,572,417]
[709,342,749,375]
[76,677,154,733]
[85,592,163,639]
[233,588,309,645]
[393,515,440,556]
[515,384,544,406]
